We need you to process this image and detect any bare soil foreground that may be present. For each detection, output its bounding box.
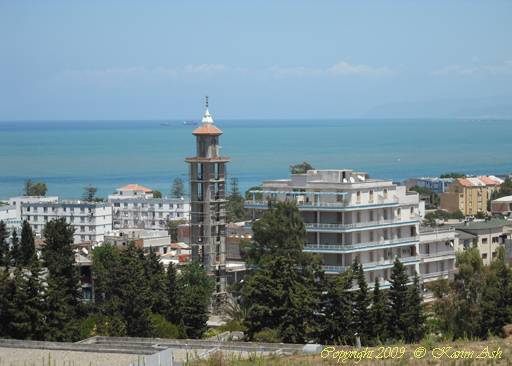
[190,337,512,365]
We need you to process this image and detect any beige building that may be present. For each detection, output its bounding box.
[440,176,503,215]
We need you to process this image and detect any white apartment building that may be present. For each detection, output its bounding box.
[0,205,21,232]
[21,201,112,245]
[8,196,59,219]
[245,169,454,288]
[108,184,189,230]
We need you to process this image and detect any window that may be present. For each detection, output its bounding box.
[410,207,414,215]
[383,189,388,199]
[482,238,488,244]
[356,191,361,203]
[369,210,374,221]
[43,207,48,213]
[80,208,85,213]
[396,208,401,216]
[369,190,374,202]
[356,232,361,243]
[369,231,374,242]
[482,253,487,260]
[356,212,361,223]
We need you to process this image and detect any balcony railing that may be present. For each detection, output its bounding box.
[420,250,456,259]
[304,237,419,252]
[304,217,419,232]
[422,270,451,279]
[244,198,399,210]
[322,260,418,273]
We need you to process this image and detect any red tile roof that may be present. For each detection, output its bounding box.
[192,123,223,136]
[118,184,152,192]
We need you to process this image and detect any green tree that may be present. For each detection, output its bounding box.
[177,261,214,339]
[440,172,466,179]
[227,177,248,222]
[0,220,8,267]
[152,190,162,198]
[290,161,314,174]
[165,262,180,324]
[247,201,305,263]
[403,272,425,342]
[145,248,168,314]
[166,219,186,242]
[82,186,97,202]
[10,261,47,340]
[0,268,16,338]
[353,261,371,344]
[24,179,48,196]
[10,229,20,267]
[387,258,409,341]
[320,270,354,345]
[245,186,263,200]
[370,278,388,344]
[171,177,185,198]
[42,219,81,341]
[479,247,512,338]
[111,244,153,337]
[19,221,36,266]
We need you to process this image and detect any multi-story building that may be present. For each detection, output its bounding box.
[21,201,112,245]
[405,177,454,193]
[418,226,456,283]
[441,176,503,215]
[454,219,512,265]
[245,169,423,288]
[108,184,189,230]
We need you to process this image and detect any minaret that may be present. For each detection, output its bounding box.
[186,97,229,299]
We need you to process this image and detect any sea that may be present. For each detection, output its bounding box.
[0,118,511,200]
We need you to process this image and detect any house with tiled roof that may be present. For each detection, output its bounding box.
[440,176,504,215]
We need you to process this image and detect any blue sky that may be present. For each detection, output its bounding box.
[1,0,512,120]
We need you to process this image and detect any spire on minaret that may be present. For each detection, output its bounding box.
[202,95,214,124]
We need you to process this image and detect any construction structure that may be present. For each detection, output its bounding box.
[185,97,229,301]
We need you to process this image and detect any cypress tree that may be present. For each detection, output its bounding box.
[165,262,180,324]
[10,229,20,267]
[353,262,371,345]
[10,263,47,340]
[403,272,425,342]
[19,221,36,266]
[112,243,153,337]
[387,258,409,341]
[0,267,16,338]
[370,278,388,344]
[177,261,214,339]
[144,248,167,314]
[0,220,8,267]
[321,269,354,345]
[42,219,81,341]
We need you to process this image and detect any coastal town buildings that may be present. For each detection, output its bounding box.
[440,176,503,215]
[245,169,432,287]
[20,200,112,245]
[108,184,189,231]
[0,204,21,232]
[186,100,229,296]
[405,177,454,193]
[8,195,59,219]
[418,226,456,283]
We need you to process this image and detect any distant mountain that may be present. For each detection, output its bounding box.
[364,96,512,119]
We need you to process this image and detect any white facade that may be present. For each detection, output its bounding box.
[8,196,59,219]
[246,169,423,288]
[418,226,456,283]
[109,198,189,230]
[0,205,21,232]
[21,201,112,245]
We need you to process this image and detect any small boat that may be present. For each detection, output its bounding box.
[160,122,171,126]
[183,121,198,126]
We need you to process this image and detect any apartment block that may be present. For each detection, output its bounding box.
[455,219,512,265]
[108,184,190,230]
[418,226,456,283]
[440,176,503,215]
[405,177,454,193]
[245,169,425,288]
[21,201,112,244]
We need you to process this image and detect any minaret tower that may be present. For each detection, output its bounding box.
[186,97,229,298]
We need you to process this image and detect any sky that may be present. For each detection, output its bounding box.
[1,0,512,120]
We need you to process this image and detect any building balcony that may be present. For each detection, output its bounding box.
[244,198,399,211]
[304,237,419,253]
[420,250,456,262]
[321,256,419,274]
[304,217,419,233]
[422,270,452,282]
